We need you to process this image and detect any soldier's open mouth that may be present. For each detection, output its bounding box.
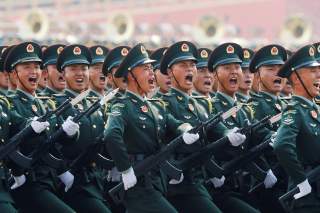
[75,78,84,83]
[185,75,193,82]
[100,76,105,81]
[28,77,37,83]
[273,79,282,85]
[204,80,211,85]
[229,77,237,85]
[58,76,65,82]
[314,83,320,89]
[148,79,154,85]
[245,80,252,84]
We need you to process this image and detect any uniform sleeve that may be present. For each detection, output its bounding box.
[273,107,306,185]
[104,103,131,172]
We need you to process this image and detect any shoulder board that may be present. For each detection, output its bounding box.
[148,98,166,107]
[36,96,52,100]
[192,95,207,99]
[0,95,10,108]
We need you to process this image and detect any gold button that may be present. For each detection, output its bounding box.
[142,125,146,129]
[93,124,96,128]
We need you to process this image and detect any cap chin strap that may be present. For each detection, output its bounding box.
[14,69,35,95]
[294,70,313,99]
[258,71,274,93]
[111,74,120,89]
[129,70,146,96]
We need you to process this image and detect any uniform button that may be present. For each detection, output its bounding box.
[91,162,96,167]
[79,122,81,125]
[8,122,11,126]
[46,127,50,130]
[1,139,4,143]
[93,124,96,129]
[56,124,58,127]
[142,125,146,129]
[0,126,2,130]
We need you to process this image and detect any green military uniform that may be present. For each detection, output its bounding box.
[160,41,228,213]
[104,43,184,213]
[274,44,320,213]
[4,42,75,213]
[0,46,8,96]
[313,42,320,106]
[55,44,111,213]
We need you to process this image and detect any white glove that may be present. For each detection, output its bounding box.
[11,175,26,190]
[169,173,184,185]
[264,169,278,188]
[182,132,199,145]
[210,175,226,188]
[30,117,50,134]
[121,167,137,190]
[62,116,79,136]
[227,127,246,146]
[294,179,312,200]
[58,171,74,192]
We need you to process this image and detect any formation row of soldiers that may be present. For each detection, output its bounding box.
[0,39,319,213]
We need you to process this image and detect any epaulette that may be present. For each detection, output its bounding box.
[250,92,263,98]
[148,98,166,109]
[36,96,52,100]
[0,95,10,108]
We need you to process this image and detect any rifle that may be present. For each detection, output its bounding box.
[0,90,90,167]
[108,104,243,204]
[278,165,320,213]
[175,114,278,173]
[29,88,119,168]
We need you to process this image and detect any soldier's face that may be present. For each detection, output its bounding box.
[14,62,41,94]
[295,66,320,97]
[0,72,8,89]
[89,63,106,91]
[8,71,17,88]
[130,63,154,94]
[258,65,283,94]
[63,64,89,93]
[193,67,213,95]
[169,60,197,93]
[155,69,171,93]
[47,64,66,91]
[239,68,254,91]
[110,67,127,91]
[38,70,47,89]
[252,72,260,92]
[216,63,243,96]
[281,78,293,96]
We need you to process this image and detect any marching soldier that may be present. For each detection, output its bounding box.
[1,46,17,95]
[207,42,276,213]
[0,46,8,96]
[236,48,255,103]
[150,47,171,99]
[274,44,320,213]
[3,41,75,212]
[54,44,112,213]
[160,41,246,213]
[104,43,199,213]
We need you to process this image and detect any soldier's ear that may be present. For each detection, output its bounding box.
[167,68,173,77]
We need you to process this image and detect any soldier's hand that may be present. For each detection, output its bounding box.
[10,174,26,190]
[227,127,246,146]
[264,169,277,188]
[169,173,184,185]
[31,116,50,133]
[182,132,199,145]
[209,175,226,188]
[62,116,80,136]
[294,179,312,200]
[58,170,74,192]
[121,167,137,190]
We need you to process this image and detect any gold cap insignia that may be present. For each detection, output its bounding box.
[73,46,81,55]
[271,47,278,55]
[26,44,34,53]
[96,47,103,55]
[226,45,234,54]
[121,48,129,56]
[200,50,208,58]
[181,43,189,52]
[243,50,250,59]
[57,46,64,54]
[309,47,315,56]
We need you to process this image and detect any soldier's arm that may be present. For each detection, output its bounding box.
[273,107,306,185]
[104,103,130,172]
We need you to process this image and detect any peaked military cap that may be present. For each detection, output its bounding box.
[313,42,320,62]
[115,43,155,78]
[42,44,65,67]
[208,42,243,72]
[102,46,130,76]
[56,44,91,72]
[278,45,320,78]
[0,46,8,72]
[197,48,212,69]
[0,46,15,72]
[89,45,109,65]
[241,48,254,68]
[150,47,167,70]
[4,42,42,72]
[249,44,287,73]
[160,41,198,75]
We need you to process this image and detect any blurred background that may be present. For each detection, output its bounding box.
[0,0,318,50]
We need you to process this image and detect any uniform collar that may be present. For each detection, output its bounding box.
[259,91,278,102]
[293,95,316,109]
[236,92,250,102]
[16,89,35,101]
[126,90,147,103]
[216,91,236,106]
[88,89,103,98]
[170,87,190,103]
[192,90,211,99]
[0,88,7,96]
[64,89,79,98]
